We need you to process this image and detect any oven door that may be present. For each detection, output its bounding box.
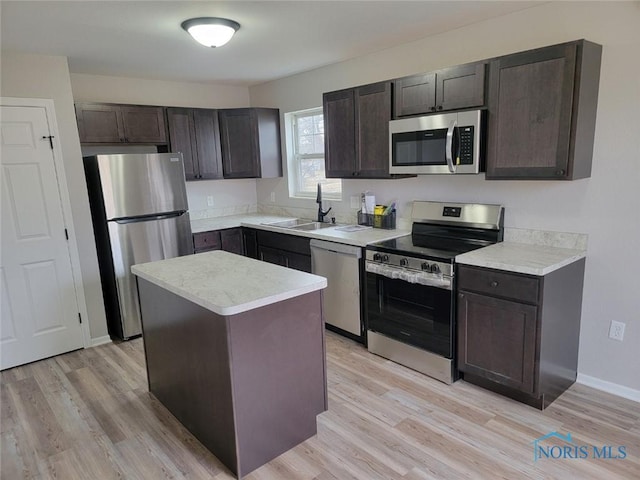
[366,271,453,358]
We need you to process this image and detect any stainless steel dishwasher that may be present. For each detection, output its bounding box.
[310,239,363,339]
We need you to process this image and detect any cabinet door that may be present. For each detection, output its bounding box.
[323,89,356,178]
[219,109,260,178]
[220,228,244,255]
[120,106,167,144]
[75,104,125,143]
[393,73,436,117]
[167,108,198,180]
[193,231,221,254]
[458,290,538,394]
[435,63,486,111]
[258,245,288,267]
[486,43,577,179]
[193,109,224,180]
[355,82,392,178]
[243,228,258,259]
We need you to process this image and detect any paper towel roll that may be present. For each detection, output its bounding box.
[365,194,375,214]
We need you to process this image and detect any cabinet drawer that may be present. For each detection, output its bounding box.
[193,231,221,252]
[457,265,539,304]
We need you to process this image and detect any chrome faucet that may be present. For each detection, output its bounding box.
[316,183,332,223]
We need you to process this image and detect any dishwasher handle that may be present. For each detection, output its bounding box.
[309,239,362,258]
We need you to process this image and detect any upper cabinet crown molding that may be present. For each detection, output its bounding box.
[485,39,602,180]
[75,103,167,144]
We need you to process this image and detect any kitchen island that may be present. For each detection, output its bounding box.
[131,251,328,478]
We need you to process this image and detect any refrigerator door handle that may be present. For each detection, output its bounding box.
[113,210,186,224]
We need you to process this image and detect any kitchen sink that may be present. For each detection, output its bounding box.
[263,219,336,231]
[290,222,335,231]
[263,218,316,228]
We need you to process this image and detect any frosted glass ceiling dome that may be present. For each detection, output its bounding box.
[181,17,240,48]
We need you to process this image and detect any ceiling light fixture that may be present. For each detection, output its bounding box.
[181,17,240,48]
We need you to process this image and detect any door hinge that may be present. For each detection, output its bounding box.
[64,228,69,240]
[78,313,82,324]
[42,135,55,149]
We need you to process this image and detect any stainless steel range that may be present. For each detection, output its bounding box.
[365,201,504,384]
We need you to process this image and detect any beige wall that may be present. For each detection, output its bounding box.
[250,2,640,392]
[1,52,109,340]
[70,73,257,217]
[70,73,250,108]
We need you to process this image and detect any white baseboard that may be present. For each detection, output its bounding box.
[576,373,640,403]
[89,335,112,348]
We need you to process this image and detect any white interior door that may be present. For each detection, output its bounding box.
[1,105,84,369]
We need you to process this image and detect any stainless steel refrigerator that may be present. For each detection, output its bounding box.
[84,153,193,339]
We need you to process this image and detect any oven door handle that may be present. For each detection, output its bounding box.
[445,120,457,173]
[366,261,452,290]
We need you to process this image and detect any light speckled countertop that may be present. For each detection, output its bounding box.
[455,242,586,276]
[191,214,410,247]
[131,251,327,316]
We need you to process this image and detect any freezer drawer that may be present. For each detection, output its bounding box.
[107,212,192,338]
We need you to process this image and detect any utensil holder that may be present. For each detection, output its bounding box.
[357,210,396,229]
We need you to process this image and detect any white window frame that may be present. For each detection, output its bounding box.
[285,107,341,201]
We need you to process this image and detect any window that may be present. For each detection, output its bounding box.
[286,108,341,200]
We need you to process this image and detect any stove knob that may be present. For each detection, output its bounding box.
[382,254,390,263]
[421,262,430,271]
[373,253,381,262]
[430,264,440,273]
[400,258,409,267]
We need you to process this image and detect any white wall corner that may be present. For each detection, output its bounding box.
[576,373,640,403]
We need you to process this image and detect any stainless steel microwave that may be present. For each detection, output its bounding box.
[389,110,484,175]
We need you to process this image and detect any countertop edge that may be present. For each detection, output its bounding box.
[455,243,586,276]
[132,263,327,316]
[193,216,409,247]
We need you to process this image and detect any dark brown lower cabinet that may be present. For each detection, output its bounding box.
[251,229,312,273]
[193,228,244,255]
[457,260,585,409]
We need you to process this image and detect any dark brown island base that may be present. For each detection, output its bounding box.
[131,251,328,478]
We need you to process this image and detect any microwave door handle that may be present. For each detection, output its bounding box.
[446,120,457,173]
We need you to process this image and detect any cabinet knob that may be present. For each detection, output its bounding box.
[556,169,565,176]
[430,106,436,112]
[490,280,499,288]
[437,105,443,111]
[458,293,464,299]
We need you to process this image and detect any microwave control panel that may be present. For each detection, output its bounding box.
[458,126,475,165]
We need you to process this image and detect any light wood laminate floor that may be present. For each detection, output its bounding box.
[2,331,639,479]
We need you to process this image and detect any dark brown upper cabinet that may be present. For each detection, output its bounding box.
[324,81,402,179]
[394,62,486,117]
[486,40,602,180]
[218,108,283,179]
[75,103,167,144]
[167,108,223,181]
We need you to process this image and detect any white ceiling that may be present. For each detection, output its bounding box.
[1,1,541,87]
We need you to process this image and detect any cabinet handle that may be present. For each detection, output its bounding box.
[490,281,499,288]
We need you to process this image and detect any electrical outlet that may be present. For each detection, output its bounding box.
[350,195,360,209]
[269,191,276,202]
[206,196,215,207]
[608,321,625,341]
